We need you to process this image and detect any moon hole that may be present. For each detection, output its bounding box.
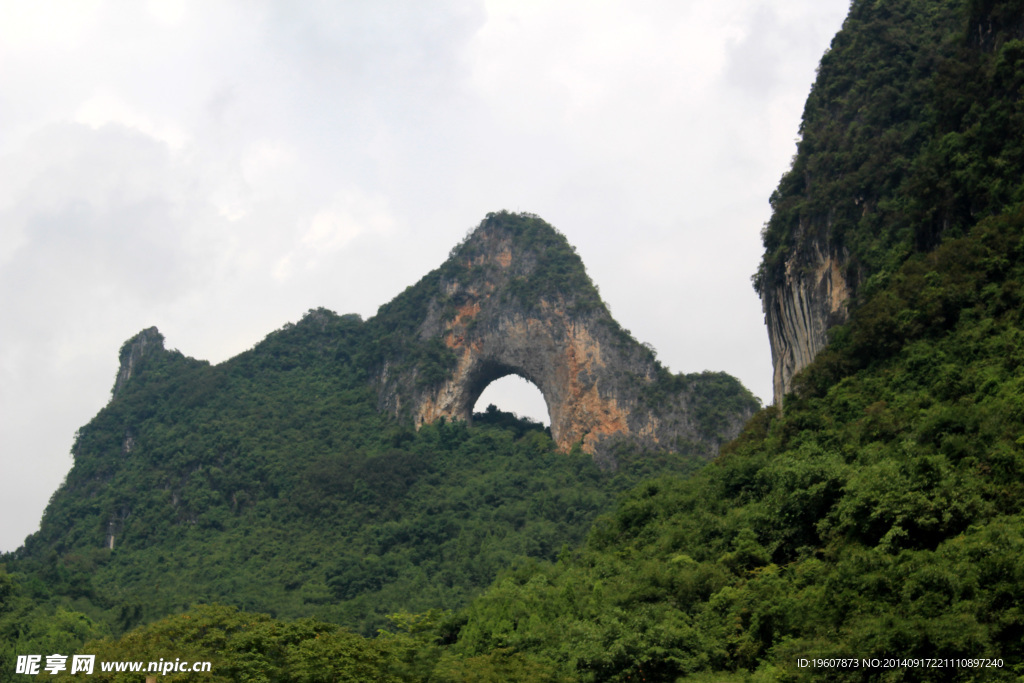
[472,375,550,428]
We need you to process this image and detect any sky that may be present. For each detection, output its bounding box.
[0,0,850,553]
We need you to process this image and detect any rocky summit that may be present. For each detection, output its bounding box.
[371,211,758,467]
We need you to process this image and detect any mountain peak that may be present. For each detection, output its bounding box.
[372,212,756,467]
[112,326,164,398]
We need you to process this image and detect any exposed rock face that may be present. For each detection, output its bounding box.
[761,238,853,406]
[112,327,164,398]
[374,212,758,467]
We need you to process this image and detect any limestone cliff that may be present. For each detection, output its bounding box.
[760,234,854,406]
[372,211,758,467]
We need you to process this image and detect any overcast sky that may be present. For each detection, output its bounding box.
[0,0,849,553]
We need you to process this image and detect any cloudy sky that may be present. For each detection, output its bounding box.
[0,0,849,552]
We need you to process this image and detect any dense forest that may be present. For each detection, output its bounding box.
[4,0,1024,680]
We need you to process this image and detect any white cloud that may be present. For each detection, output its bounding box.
[146,0,189,27]
[274,189,398,281]
[239,139,299,200]
[0,0,103,51]
[75,90,189,150]
[0,0,851,552]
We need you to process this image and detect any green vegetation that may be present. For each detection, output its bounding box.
[15,603,565,683]
[34,604,402,683]
[2,208,730,681]
[30,211,1024,680]
[6,0,1024,680]
[641,370,760,453]
[469,211,604,315]
[430,0,1024,677]
[0,568,106,682]
[4,308,703,649]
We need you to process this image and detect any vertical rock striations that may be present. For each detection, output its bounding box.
[760,236,853,406]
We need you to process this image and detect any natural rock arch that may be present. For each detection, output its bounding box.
[373,212,757,466]
[412,302,627,455]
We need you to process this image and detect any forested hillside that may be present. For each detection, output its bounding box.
[5,0,1024,680]
[757,0,1024,402]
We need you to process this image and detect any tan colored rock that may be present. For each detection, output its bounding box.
[761,238,852,406]
[373,212,758,468]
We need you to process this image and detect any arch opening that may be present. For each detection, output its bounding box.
[472,374,551,428]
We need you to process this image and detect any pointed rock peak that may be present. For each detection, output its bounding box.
[374,212,758,467]
[441,211,601,313]
[113,327,165,398]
